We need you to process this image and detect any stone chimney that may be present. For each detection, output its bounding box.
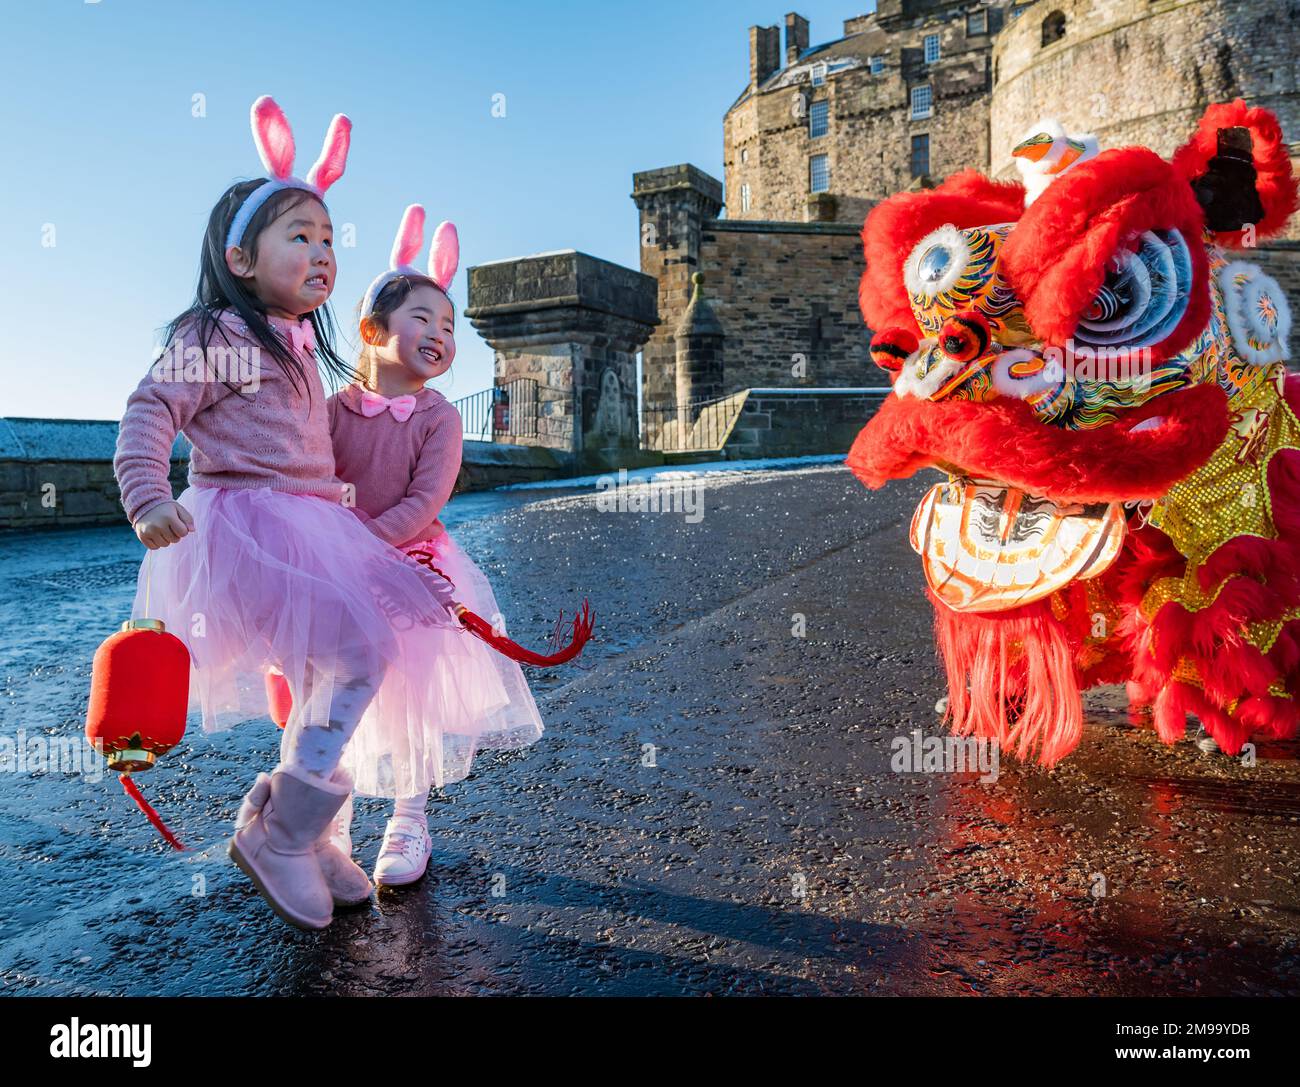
[748,25,780,88]
[785,13,809,65]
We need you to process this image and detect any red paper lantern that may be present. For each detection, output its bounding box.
[265,668,292,730]
[85,618,190,772]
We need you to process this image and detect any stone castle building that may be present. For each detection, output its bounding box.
[634,0,1300,425]
[460,1,1299,471]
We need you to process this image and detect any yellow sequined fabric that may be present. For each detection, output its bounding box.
[1141,359,1300,682]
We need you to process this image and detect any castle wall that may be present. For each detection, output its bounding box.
[697,221,871,390]
[990,0,1300,182]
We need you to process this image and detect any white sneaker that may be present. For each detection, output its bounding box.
[373,815,432,887]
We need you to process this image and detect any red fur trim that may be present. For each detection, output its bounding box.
[1000,147,1211,364]
[1268,620,1300,683]
[1152,681,1251,750]
[846,381,1229,503]
[1134,441,1300,751]
[1170,99,1300,246]
[1108,523,1187,610]
[859,170,1026,333]
[930,592,1082,766]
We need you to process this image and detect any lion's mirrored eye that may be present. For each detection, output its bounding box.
[918,245,953,284]
[1074,229,1192,350]
[904,225,973,299]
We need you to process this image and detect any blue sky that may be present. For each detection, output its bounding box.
[0,0,871,420]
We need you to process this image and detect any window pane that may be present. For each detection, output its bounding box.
[870,54,883,75]
[810,154,829,193]
[924,34,940,64]
[809,100,829,138]
[967,11,986,34]
[910,134,930,178]
[910,85,932,118]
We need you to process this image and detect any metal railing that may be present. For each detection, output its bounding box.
[452,378,538,442]
[639,392,745,453]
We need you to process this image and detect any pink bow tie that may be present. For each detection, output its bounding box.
[359,390,417,422]
[288,319,317,357]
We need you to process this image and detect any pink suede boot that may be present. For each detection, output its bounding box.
[229,766,350,930]
[235,773,373,908]
[318,792,373,906]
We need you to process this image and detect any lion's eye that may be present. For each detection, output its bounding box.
[905,225,972,299]
[918,245,953,284]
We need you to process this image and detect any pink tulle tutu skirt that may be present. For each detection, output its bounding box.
[128,486,544,797]
[341,530,545,798]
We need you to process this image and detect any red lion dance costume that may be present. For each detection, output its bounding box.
[848,101,1299,767]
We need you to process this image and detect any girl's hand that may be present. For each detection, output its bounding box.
[134,500,195,549]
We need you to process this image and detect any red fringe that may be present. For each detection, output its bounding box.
[858,170,1027,333]
[1131,443,1300,751]
[930,592,1082,767]
[120,774,186,851]
[406,546,595,668]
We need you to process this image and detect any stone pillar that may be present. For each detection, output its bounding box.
[674,273,725,420]
[631,164,724,419]
[466,250,658,470]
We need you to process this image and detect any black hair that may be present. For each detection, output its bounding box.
[354,275,454,389]
[160,179,358,398]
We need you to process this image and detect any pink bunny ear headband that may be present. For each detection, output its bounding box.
[360,204,459,317]
[224,95,352,250]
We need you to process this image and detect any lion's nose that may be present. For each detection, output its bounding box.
[938,310,992,363]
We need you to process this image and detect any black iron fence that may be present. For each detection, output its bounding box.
[452,378,538,442]
[639,393,743,453]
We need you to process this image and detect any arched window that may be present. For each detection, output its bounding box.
[1042,11,1066,46]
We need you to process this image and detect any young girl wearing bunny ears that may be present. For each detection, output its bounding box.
[324,205,544,887]
[113,98,464,931]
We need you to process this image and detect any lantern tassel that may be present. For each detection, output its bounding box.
[454,599,594,667]
[120,773,186,851]
[406,547,595,667]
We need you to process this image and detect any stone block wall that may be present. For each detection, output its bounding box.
[698,220,872,391]
[0,417,190,533]
[722,389,890,459]
[466,250,659,468]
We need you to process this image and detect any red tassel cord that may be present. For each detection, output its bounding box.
[456,599,594,667]
[119,774,186,851]
[407,547,595,667]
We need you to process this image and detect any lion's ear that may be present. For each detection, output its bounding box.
[1170,99,1298,248]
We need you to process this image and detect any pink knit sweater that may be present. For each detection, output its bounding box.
[327,383,463,550]
[113,309,344,524]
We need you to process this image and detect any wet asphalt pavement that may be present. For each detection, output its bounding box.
[1,461,1298,996]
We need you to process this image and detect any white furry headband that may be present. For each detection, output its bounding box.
[225,95,352,250]
[361,204,460,317]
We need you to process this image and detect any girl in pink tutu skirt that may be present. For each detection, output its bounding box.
[113,97,462,931]
[325,205,544,888]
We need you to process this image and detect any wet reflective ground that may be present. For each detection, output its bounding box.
[1,462,1298,995]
